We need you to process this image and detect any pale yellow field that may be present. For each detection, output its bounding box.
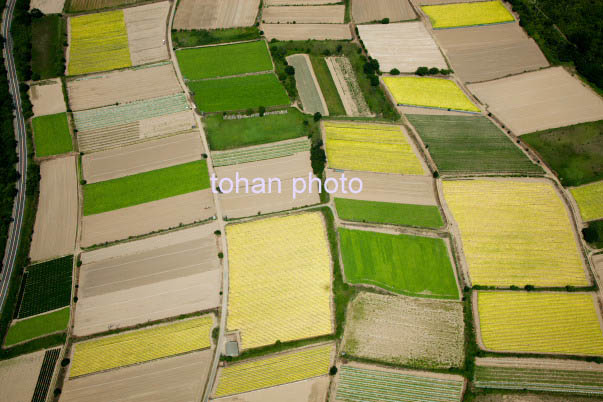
[478,291,603,355]
[443,179,587,286]
[226,212,333,350]
[570,181,603,222]
[70,315,213,377]
[422,1,514,29]
[324,121,426,175]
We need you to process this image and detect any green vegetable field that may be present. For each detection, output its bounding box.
[5,308,70,347]
[335,198,444,228]
[32,113,73,157]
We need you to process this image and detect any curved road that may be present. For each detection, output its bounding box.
[0,0,28,313]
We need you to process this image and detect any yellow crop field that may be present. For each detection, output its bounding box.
[68,10,132,76]
[214,344,333,397]
[323,121,426,175]
[478,291,603,355]
[422,1,515,29]
[226,212,332,350]
[443,179,587,286]
[570,181,603,222]
[383,76,480,113]
[69,315,213,377]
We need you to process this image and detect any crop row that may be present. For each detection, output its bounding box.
[422,0,515,29]
[32,348,60,402]
[212,138,310,167]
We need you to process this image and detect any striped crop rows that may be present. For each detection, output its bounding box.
[212,138,310,167]
[570,180,603,222]
[32,348,60,402]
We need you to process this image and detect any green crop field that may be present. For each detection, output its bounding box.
[205,108,308,150]
[32,15,65,80]
[310,56,345,116]
[188,73,290,113]
[407,114,542,175]
[4,308,70,347]
[32,113,73,157]
[339,228,459,299]
[83,160,210,215]
[18,256,73,319]
[522,120,603,186]
[172,27,261,49]
[335,198,444,228]
[176,41,273,80]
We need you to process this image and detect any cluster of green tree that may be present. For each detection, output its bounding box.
[31,12,66,80]
[414,66,452,76]
[507,0,602,90]
[11,0,33,119]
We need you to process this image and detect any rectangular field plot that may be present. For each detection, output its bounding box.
[32,113,72,157]
[213,344,333,397]
[335,198,443,228]
[324,121,426,175]
[262,5,344,23]
[176,41,272,80]
[358,22,446,73]
[67,0,144,12]
[343,292,464,368]
[174,0,260,30]
[339,228,458,299]
[407,114,542,175]
[214,377,330,402]
[326,56,371,117]
[5,308,70,347]
[384,76,480,112]
[189,73,289,113]
[32,349,60,402]
[123,2,170,66]
[226,212,333,349]
[477,291,603,356]
[335,363,464,402]
[261,24,352,41]
[352,0,416,23]
[29,79,66,116]
[443,179,587,287]
[422,0,514,29]
[212,137,310,167]
[571,181,603,222]
[434,23,548,83]
[287,54,328,116]
[468,67,603,135]
[70,315,214,377]
[0,351,45,402]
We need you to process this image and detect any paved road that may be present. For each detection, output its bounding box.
[0,0,28,314]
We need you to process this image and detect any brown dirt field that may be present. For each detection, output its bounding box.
[0,350,45,402]
[398,105,472,116]
[30,156,78,262]
[82,132,202,184]
[174,0,260,30]
[413,0,484,4]
[29,79,66,117]
[468,67,603,135]
[30,0,64,13]
[352,0,416,23]
[61,349,213,402]
[476,356,603,372]
[262,5,344,24]
[434,23,549,84]
[215,152,320,219]
[66,0,138,12]
[261,23,352,40]
[345,360,465,382]
[474,394,603,402]
[66,63,181,112]
[326,57,371,117]
[123,2,170,66]
[358,22,447,72]
[214,376,330,402]
[80,190,215,247]
[265,0,332,4]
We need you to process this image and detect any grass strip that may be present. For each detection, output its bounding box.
[32,113,72,157]
[310,56,345,116]
[4,308,70,347]
[335,198,443,228]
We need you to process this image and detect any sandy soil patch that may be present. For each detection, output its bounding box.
[468,67,603,135]
[358,22,447,73]
[262,5,344,24]
[326,57,371,117]
[287,54,328,115]
[30,156,78,262]
[82,132,201,183]
[81,190,215,247]
[326,169,437,205]
[30,0,64,13]
[0,350,45,402]
[216,152,320,219]
[123,2,170,66]
[262,23,351,40]
[29,79,66,117]
[67,63,181,112]
[213,376,330,402]
[435,23,548,83]
[61,349,212,402]
[352,0,416,23]
[174,0,260,30]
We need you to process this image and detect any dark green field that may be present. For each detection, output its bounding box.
[310,56,345,116]
[335,198,443,228]
[583,220,603,249]
[31,15,65,80]
[172,27,261,49]
[339,228,459,299]
[32,113,72,157]
[407,114,542,175]
[522,120,603,186]
[5,308,69,347]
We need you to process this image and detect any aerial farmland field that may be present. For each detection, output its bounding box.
[261,24,352,41]
[32,113,72,157]
[325,56,371,117]
[0,351,46,402]
[335,198,444,228]
[570,181,603,222]
[422,0,515,29]
[122,2,170,66]
[212,137,310,167]
[29,79,66,116]
[5,308,70,346]
[173,0,260,30]
[262,5,345,23]
[66,0,141,12]
[352,0,416,23]
[476,291,603,356]
[287,54,328,115]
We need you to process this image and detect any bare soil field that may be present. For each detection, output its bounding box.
[261,23,352,40]
[435,23,549,83]
[399,105,471,116]
[326,57,371,116]
[214,376,330,402]
[216,152,320,218]
[30,0,64,13]
[80,190,215,247]
[174,0,260,30]
[287,54,328,115]
[358,22,447,72]
[30,156,78,262]
[29,79,66,117]
[413,0,484,4]
[343,292,464,368]
[67,63,181,111]
[475,394,603,402]
[123,2,170,66]
[61,349,213,402]
[0,350,45,402]
[326,169,437,205]
[82,132,202,183]
[594,254,603,289]
[352,0,416,23]
[476,357,603,372]
[262,5,344,24]
[468,67,603,135]
[265,0,333,4]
